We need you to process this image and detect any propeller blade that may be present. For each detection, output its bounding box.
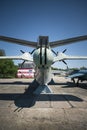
[20,50,25,54]
[62,60,69,70]
[30,49,36,54]
[51,49,57,56]
[62,60,67,65]
[62,49,67,53]
[21,60,25,68]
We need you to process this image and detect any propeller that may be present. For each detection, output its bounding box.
[30,49,36,54]
[51,49,58,56]
[20,50,33,68]
[52,49,67,56]
[62,60,67,65]
[62,60,69,71]
[21,49,36,55]
[20,50,25,54]
[21,60,25,68]
[61,49,69,68]
[62,49,67,53]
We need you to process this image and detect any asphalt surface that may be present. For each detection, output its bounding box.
[0,76,87,130]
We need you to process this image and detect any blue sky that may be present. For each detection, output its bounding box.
[0,0,87,69]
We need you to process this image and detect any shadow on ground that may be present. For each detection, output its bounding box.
[0,80,83,108]
[62,81,87,90]
[0,81,31,85]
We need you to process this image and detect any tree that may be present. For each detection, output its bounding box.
[0,49,6,56]
[0,49,18,78]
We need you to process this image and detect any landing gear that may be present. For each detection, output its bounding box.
[71,78,80,87]
[72,78,75,83]
[76,79,80,87]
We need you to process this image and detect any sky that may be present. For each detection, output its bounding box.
[0,0,87,69]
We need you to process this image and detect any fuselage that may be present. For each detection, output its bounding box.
[33,47,54,68]
[33,47,54,85]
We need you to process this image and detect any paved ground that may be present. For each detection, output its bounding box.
[0,76,87,130]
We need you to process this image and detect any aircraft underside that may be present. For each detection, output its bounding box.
[34,67,53,94]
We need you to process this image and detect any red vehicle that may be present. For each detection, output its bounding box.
[17,68,35,78]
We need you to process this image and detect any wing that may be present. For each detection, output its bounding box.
[54,53,87,63]
[50,35,87,48]
[0,52,33,62]
[0,36,37,48]
[68,73,84,79]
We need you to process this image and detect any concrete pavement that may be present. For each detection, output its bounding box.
[0,77,87,130]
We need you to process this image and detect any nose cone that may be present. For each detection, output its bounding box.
[33,48,54,67]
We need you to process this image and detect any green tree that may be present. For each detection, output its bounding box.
[0,49,18,78]
[0,59,18,78]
